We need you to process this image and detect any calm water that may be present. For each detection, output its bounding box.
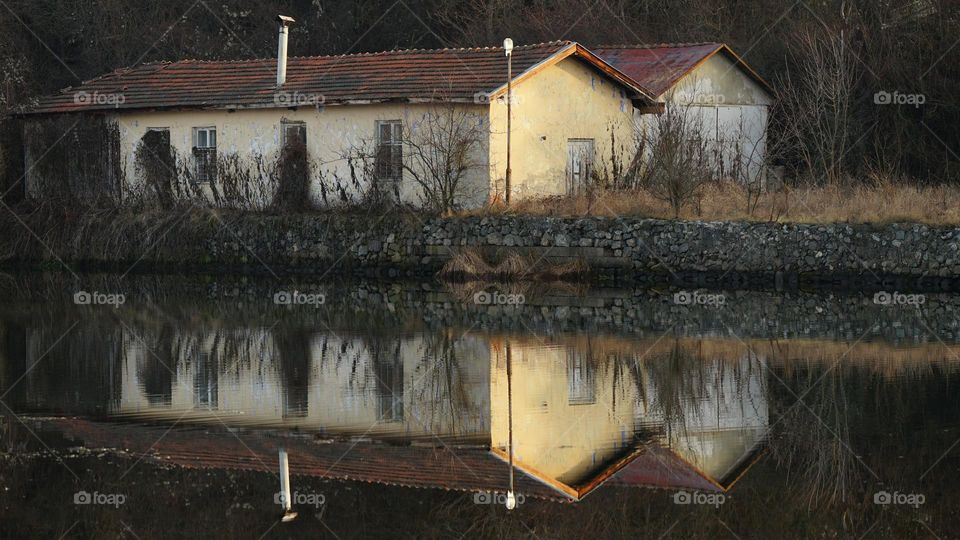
[1,273,960,539]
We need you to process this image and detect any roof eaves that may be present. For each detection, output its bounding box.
[486,42,655,103]
[485,41,579,100]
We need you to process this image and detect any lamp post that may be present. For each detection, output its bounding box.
[279,447,298,522]
[504,37,514,206]
[505,339,516,510]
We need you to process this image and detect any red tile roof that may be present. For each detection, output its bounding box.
[594,43,772,97]
[24,41,652,116]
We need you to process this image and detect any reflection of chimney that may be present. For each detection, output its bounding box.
[276,15,295,87]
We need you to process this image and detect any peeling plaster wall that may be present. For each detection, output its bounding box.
[113,103,491,208]
[488,56,636,200]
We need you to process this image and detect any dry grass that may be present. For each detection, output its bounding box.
[438,248,589,283]
[463,180,960,225]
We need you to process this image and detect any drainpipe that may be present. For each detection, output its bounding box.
[276,15,295,87]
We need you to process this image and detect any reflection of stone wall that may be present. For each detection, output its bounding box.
[7,213,960,281]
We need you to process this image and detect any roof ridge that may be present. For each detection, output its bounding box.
[595,42,722,49]
[137,40,574,67]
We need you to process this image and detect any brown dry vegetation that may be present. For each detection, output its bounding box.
[464,181,960,225]
[438,248,589,282]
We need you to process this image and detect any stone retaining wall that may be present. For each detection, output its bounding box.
[6,213,960,280]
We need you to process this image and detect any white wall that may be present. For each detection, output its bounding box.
[112,103,491,209]
[636,52,773,184]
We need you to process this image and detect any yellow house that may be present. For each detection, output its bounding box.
[22,31,653,209]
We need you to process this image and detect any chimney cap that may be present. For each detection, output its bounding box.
[277,15,295,25]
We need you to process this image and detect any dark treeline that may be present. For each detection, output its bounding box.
[0,0,958,197]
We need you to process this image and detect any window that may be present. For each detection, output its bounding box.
[376,358,404,423]
[193,351,218,410]
[375,120,403,182]
[566,351,596,405]
[281,121,307,148]
[192,127,217,184]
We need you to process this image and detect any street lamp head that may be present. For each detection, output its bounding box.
[503,38,514,56]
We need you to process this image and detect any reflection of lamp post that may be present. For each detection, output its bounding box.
[279,447,298,522]
[505,339,516,510]
[504,37,514,206]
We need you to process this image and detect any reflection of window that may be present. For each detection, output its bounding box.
[192,127,217,184]
[375,120,403,182]
[567,351,596,405]
[193,351,218,409]
[376,359,404,422]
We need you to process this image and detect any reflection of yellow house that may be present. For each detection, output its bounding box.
[110,328,769,501]
[489,341,642,498]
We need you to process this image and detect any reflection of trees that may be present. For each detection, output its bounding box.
[638,340,710,433]
[414,331,477,434]
[17,324,123,414]
[768,370,861,508]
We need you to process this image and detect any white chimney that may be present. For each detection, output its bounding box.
[276,15,295,87]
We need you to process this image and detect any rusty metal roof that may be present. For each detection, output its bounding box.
[594,43,772,97]
[24,41,653,115]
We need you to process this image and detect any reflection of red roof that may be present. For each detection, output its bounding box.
[43,418,574,502]
[36,418,764,501]
[24,41,651,115]
[608,444,722,492]
[594,43,772,97]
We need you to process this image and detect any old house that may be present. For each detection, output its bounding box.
[596,43,774,183]
[21,20,653,210]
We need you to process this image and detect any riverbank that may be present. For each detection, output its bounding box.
[4,208,960,285]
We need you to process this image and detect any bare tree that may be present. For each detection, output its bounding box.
[775,28,863,185]
[634,103,715,217]
[401,105,486,213]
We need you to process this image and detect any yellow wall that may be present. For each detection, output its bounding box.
[489,343,638,486]
[488,56,637,200]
